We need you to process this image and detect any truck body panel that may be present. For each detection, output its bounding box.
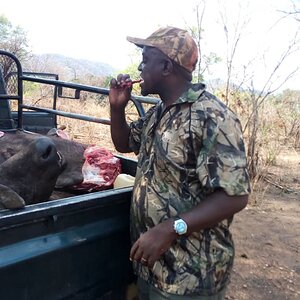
[0,157,137,299]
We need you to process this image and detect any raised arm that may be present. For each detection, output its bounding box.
[109,74,133,153]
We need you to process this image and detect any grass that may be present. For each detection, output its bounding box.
[23,91,140,157]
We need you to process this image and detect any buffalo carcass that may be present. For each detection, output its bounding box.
[0,130,87,189]
[0,129,121,209]
[0,135,63,209]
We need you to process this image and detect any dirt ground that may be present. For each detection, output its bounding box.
[226,148,300,300]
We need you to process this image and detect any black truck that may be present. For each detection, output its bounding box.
[0,50,158,299]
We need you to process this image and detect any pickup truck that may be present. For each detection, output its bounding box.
[0,50,158,299]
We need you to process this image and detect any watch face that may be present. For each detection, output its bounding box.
[175,219,187,235]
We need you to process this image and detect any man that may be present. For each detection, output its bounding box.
[109,26,250,299]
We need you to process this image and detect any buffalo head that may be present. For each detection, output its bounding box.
[0,136,63,209]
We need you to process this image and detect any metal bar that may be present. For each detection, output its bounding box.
[6,72,59,82]
[21,75,110,94]
[53,76,59,128]
[23,72,59,78]
[131,95,159,105]
[21,104,111,125]
[0,50,24,129]
[17,66,23,129]
[0,95,20,100]
[21,75,159,105]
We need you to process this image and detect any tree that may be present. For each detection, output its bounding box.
[274,89,300,147]
[217,3,300,178]
[278,0,300,23]
[186,1,221,83]
[218,2,250,106]
[0,15,30,89]
[0,15,29,60]
[188,1,300,179]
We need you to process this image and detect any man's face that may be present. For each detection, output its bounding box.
[138,46,167,96]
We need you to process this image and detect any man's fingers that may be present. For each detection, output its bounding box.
[115,73,132,88]
[117,74,123,81]
[123,74,130,81]
[133,246,144,262]
[110,78,117,88]
[140,255,149,266]
[129,240,139,261]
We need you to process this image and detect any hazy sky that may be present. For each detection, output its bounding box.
[1,0,299,90]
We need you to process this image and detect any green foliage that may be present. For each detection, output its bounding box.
[273,89,300,142]
[203,52,222,66]
[265,147,278,166]
[0,14,29,60]
[102,75,114,88]
[23,81,39,96]
[121,62,141,80]
[102,62,142,95]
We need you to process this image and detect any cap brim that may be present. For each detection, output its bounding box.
[126,36,154,48]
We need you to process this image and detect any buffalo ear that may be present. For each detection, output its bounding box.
[47,128,58,136]
[0,184,26,209]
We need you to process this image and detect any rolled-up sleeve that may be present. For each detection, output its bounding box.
[196,112,251,196]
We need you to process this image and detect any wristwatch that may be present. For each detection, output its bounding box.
[173,217,188,235]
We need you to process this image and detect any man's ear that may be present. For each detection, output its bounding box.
[162,58,174,75]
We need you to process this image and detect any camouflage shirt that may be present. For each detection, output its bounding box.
[128,83,250,296]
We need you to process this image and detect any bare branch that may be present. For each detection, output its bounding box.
[218,1,250,104]
[257,32,299,95]
[185,1,207,82]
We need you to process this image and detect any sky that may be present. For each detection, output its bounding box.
[0,0,299,91]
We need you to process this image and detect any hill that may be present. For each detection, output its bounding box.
[23,53,116,81]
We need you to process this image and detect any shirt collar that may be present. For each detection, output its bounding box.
[174,83,206,104]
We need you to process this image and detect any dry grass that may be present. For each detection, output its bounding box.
[23,94,140,157]
[22,88,299,166]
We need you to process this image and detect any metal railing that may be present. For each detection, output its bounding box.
[0,50,159,130]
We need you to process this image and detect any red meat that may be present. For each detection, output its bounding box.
[73,145,121,192]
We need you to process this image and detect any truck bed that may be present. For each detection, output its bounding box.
[0,156,137,299]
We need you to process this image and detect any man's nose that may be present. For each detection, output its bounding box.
[138,62,143,71]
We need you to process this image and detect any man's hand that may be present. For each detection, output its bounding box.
[109,73,132,110]
[108,73,133,153]
[129,191,248,268]
[130,219,177,268]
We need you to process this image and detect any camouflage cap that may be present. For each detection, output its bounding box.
[127,26,198,73]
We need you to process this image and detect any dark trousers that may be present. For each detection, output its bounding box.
[137,278,227,300]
